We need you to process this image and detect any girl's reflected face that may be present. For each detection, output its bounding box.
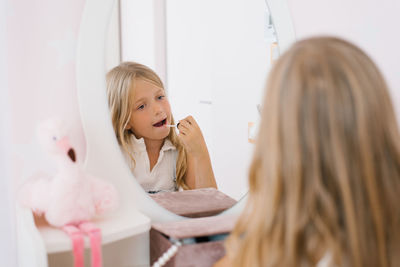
[127,79,172,142]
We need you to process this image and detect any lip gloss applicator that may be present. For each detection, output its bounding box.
[166,122,180,128]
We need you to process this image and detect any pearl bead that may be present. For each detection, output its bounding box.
[167,249,174,257]
[152,240,183,267]
[159,257,166,265]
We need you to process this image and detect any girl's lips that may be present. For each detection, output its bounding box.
[153,118,167,127]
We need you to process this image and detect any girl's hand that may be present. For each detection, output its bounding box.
[177,116,208,157]
[177,115,217,189]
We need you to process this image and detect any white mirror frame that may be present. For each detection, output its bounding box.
[76,0,296,222]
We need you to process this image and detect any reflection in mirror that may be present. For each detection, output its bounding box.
[105,0,279,216]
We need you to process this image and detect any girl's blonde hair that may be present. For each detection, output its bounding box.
[106,62,189,189]
[227,37,400,267]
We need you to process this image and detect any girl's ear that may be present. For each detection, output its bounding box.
[124,112,132,130]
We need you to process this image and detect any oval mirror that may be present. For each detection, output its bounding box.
[77,0,295,222]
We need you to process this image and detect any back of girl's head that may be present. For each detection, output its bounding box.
[228,37,400,267]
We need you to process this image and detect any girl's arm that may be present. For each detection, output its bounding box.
[177,116,217,189]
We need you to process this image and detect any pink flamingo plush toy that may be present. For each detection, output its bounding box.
[19,118,119,267]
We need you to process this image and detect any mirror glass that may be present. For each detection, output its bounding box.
[106,0,279,216]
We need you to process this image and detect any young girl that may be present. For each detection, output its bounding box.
[216,37,400,267]
[106,62,217,193]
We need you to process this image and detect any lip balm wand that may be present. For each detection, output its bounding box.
[166,122,180,128]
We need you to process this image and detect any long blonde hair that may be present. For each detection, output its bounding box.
[227,37,400,267]
[106,62,189,189]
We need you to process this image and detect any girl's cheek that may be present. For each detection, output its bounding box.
[165,101,172,112]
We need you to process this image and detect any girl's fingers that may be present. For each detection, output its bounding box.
[179,116,195,126]
[177,120,191,131]
[179,119,190,126]
[185,116,198,127]
[177,116,201,143]
[177,126,187,136]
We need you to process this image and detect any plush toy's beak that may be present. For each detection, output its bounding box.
[68,148,76,162]
[57,136,76,163]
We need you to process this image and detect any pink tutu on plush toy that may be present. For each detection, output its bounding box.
[18,118,119,267]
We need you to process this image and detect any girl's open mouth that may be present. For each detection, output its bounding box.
[153,118,167,127]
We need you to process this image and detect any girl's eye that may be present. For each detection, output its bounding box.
[157,95,165,100]
[137,104,145,110]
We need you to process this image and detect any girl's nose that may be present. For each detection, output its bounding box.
[153,103,163,115]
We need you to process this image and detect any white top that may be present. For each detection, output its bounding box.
[122,135,178,193]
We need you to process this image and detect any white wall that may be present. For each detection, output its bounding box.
[120,0,167,83]
[165,0,272,199]
[6,0,86,263]
[1,0,17,265]
[288,0,400,121]
[7,0,86,185]
[105,0,121,71]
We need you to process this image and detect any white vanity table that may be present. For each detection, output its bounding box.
[17,205,150,267]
